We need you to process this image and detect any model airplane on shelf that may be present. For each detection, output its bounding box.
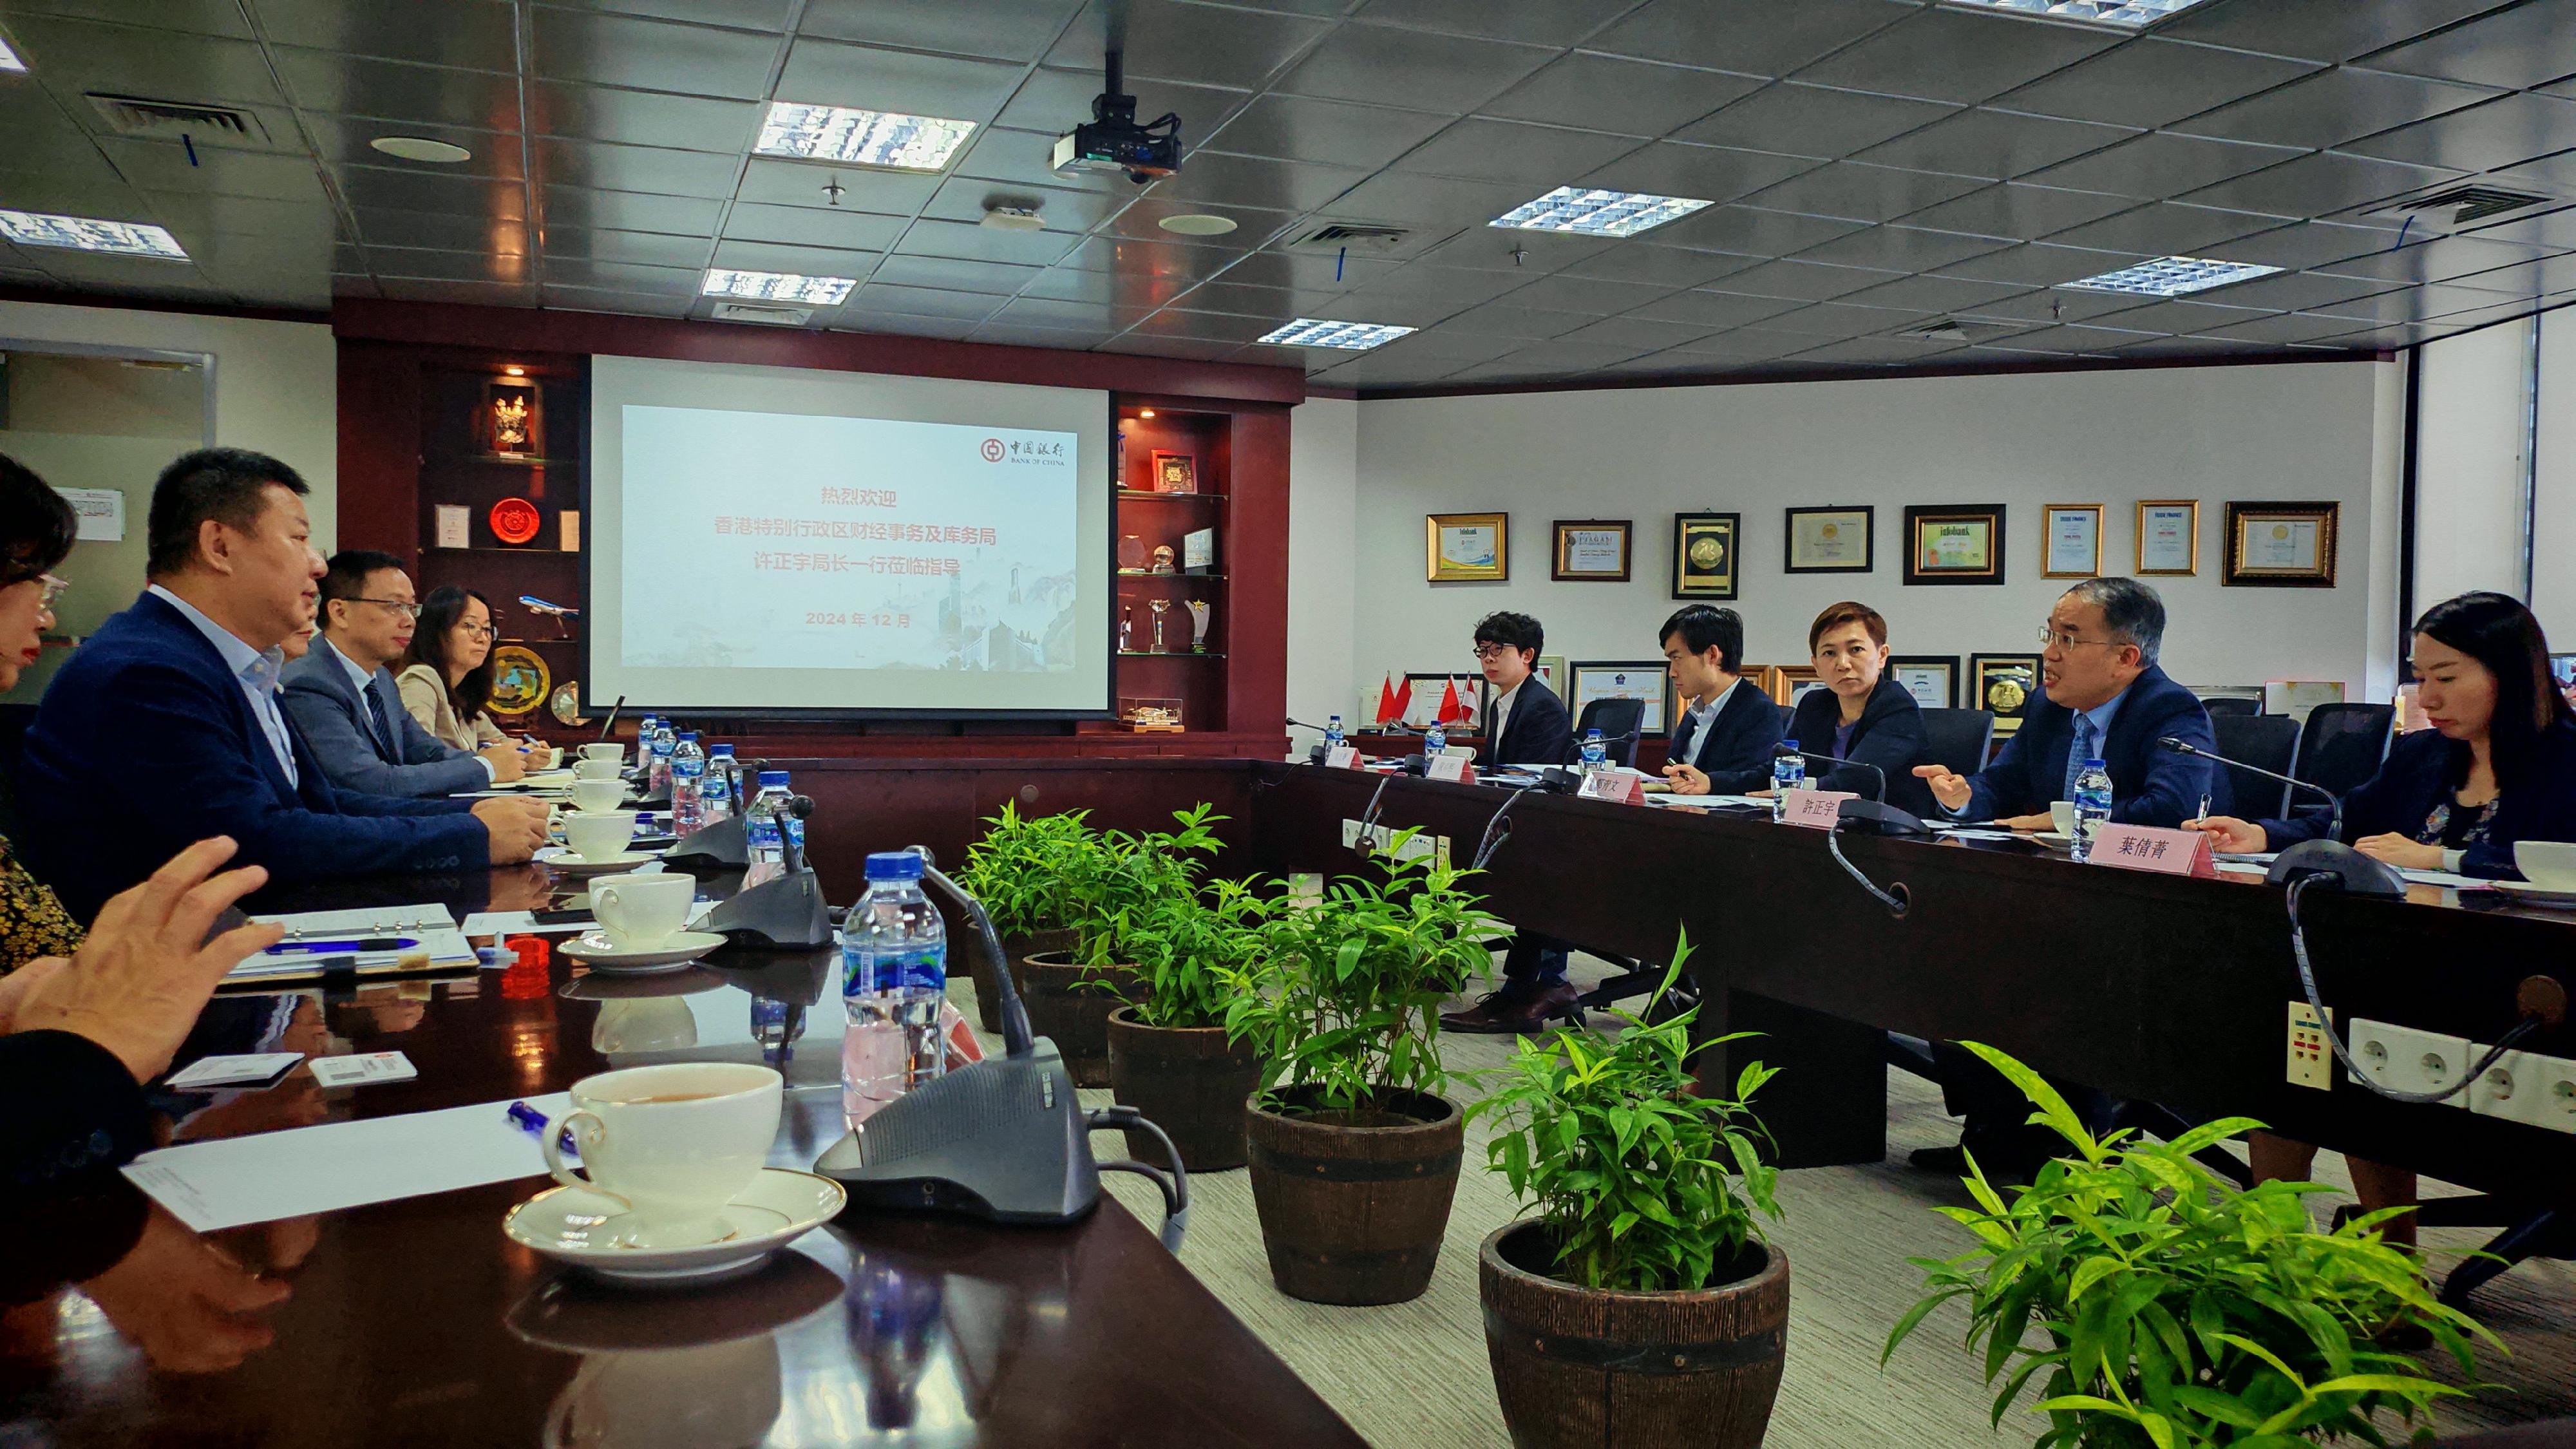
[518,595,581,618]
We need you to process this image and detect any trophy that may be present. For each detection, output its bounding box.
[1119,606,1135,653]
[1185,600,1211,654]
[1148,599,1170,652]
[1117,535,1148,572]
[1150,544,1176,575]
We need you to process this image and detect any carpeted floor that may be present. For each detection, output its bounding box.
[963,959,2576,1448]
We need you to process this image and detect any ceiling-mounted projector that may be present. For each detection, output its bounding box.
[1052,50,1180,185]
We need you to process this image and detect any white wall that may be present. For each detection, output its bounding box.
[2412,318,2533,610]
[1334,360,2403,714]
[1287,396,1358,729]
[2530,311,2576,645]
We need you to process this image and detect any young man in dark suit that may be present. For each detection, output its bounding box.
[1658,605,1784,795]
[280,549,526,799]
[16,450,550,918]
[1444,611,1577,1034]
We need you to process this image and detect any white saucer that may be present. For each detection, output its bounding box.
[2032,830,2074,846]
[538,848,661,876]
[503,1168,845,1286]
[562,929,726,972]
[2488,880,2576,908]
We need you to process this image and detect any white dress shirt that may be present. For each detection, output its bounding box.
[1486,679,1521,753]
[1674,676,1741,770]
[148,583,298,788]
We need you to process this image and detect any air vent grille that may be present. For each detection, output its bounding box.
[2381,184,2553,226]
[87,93,267,143]
[1287,223,1409,252]
[710,302,813,327]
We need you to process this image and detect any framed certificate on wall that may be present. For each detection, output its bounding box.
[1427,512,1508,582]
[1567,660,1669,734]
[2224,501,2337,587]
[1889,655,1958,710]
[1783,506,1873,574]
[1904,504,2007,586]
[2136,500,2199,575]
[1671,512,1739,599]
[2041,503,2101,579]
[1551,519,1633,581]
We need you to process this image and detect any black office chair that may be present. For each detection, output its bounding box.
[1571,697,1645,768]
[1918,708,1994,779]
[2199,696,2260,717]
[2293,703,2394,801]
[2209,713,2302,819]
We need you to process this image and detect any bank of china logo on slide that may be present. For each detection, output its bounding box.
[980,437,1005,462]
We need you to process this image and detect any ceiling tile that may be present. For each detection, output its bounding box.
[5,0,254,37]
[1166,278,1303,316]
[1553,314,1725,352]
[1994,39,2324,131]
[993,66,1251,138]
[919,176,1122,232]
[1207,249,1400,290]
[1094,196,1296,247]
[706,238,880,276]
[838,312,985,341]
[540,182,724,232]
[277,50,522,128]
[737,155,942,211]
[1624,287,1812,328]
[1200,93,1454,170]
[896,215,1084,265]
[538,283,694,317]
[1784,334,1968,366]
[365,245,535,284]
[251,0,518,70]
[1141,151,1367,213]
[843,282,1007,320]
[988,295,1157,330]
[1970,321,2157,354]
[2024,130,2306,200]
[1956,285,2157,323]
[1394,118,1641,187]
[532,136,741,197]
[337,164,529,216]
[1705,256,1901,300]
[1043,0,1332,90]
[93,138,328,202]
[1572,141,1820,207]
[525,81,761,153]
[1587,0,1915,79]
[1434,299,1598,337]
[775,38,1029,122]
[1276,22,1553,112]
[797,0,1083,64]
[2363,0,2576,90]
[865,252,1041,294]
[2340,92,2576,173]
[2156,0,2517,66]
[2074,295,2272,334]
[1124,306,1285,344]
[540,1,795,34]
[2177,267,2392,310]
[1791,8,2118,106]
[2445,251,2576,298]
[1897,182,2142,239]
[2167,66,2501,151]
[1738,161,1987,224]
[2454,202,2576,249]
[1014,262,1198,307]
[352,212,520,258]
[540,225,713,267]
[1752,300,1923,337]
[1356,0,1644,47]
[1786,223,2008,271]
[1835,272,2032,313]
[1051,232,1239,281]
[2313,232,2557,285]
[1479,53,1763,138]
[1852,108,2137,182]
[1497,270,1682,314]
[1938,240,2152,285]
[2199,308,2394,343]
[1318,170,1534,229]
[375,276,540,306]
[2043,200,2287,254]
[4,15,287,102]
[529,8,781,99]
[2303,280,2520,319]
[1643,203,1868,256]
[1555,242,1761,288]
[539,256,702,292]
[2181,149,2465,217]
[719,200,906,249]
[299,114,522,178]
[1675,83,1960,160]
[965,321,1117,349]
[2198,218,2392,269]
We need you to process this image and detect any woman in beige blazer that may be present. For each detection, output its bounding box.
[398,586,516,752]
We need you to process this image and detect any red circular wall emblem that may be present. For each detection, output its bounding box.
[980,438,1005,462]
[489,497,542,545]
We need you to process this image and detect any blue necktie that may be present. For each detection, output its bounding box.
[2062,715,2094,801]
[365,679,397,761]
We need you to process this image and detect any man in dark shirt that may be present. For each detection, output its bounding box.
[1445,611,1577,1034]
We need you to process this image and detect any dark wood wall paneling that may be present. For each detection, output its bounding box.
[329,301,1303,759]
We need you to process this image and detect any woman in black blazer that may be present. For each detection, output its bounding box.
[2192,592,2576,881]
[1784,601,1933,816]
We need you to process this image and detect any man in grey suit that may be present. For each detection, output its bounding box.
[280,550,529,798]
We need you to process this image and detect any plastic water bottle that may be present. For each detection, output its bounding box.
[776,772,806,862]
[1772,739,1804,822]
[2071,758,2115,862]
[1324,714,1344,748]
[1580,728,1607,774]
[647,719,676,795]
[842,851,949,1128]
[1423,723,1446,756]
[672,732,706,835]
[745,770,791,883]
[703,743,736,822]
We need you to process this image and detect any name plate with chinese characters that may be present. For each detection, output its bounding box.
[2087,824,2218,878]
[1425,755,1475,784]
[1323,745,1360,770]
[1576,771,1644,805]
[1781,789,1859,829]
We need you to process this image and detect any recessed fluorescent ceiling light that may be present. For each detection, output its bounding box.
[1942,0,2216,25]
[756,101,976,172]
[1257,318,1415,349]
[702,269,855,305]
[0,209,187,260]
[1490,186,1710,238]
[2060,256,2284,297]
[0,35,24,71]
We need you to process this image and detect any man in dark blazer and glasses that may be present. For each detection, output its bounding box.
[1444,611,1577,1034]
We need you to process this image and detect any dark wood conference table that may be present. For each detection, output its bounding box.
[0,859,1363,1449]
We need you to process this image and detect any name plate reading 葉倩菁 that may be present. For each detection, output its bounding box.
[1425,755,1473,784]
[1781,789,1858,829]
[2087,824,2218,878]
[1576,772,1644,805]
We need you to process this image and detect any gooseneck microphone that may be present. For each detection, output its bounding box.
[1772,743,1886,803]
[2155,734,2342,842]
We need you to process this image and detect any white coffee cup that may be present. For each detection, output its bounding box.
[2514,840,2576,890]
[574,758,621,782]
[580,743,625,764]
[569,779,625,815]
[564,810,637,862]
[2050,800,2076,836]
[540,1061,781,1247]
[590,870,694,949]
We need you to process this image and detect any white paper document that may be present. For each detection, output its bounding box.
[228,904,477,981]
[460,911,592,936]
[123,1093,569,1232]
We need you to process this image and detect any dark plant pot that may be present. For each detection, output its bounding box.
[1479,1220,1790,1449]
[1245,1085,1463,1306]
[976,927,1074,1034]
[1012,949,1136,1088]
[1105,1006,1264,1172]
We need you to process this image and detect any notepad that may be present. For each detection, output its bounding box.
[228,904,477,983]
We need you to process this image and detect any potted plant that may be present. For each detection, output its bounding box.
[1104,877,1276,1171]
[955,803,1093,1034]
[1224,833,1497,1305]
[1470,934,1791,1449]
[1885,1042,2496,1449]
[1019,806,1220,1086]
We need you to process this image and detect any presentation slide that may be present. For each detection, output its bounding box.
[588,355,1112,716]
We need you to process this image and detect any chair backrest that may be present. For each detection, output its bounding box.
[1572,696,1645,768]
[1918,708,1994,779]
[2199,695,2260,717]
[2292,702,2395,800]
[2209,712,2302,819]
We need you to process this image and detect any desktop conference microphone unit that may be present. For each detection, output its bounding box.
[2153,735,2400,896]
[1768,744,1930,837]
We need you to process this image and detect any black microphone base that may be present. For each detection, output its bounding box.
[1836,799,1931,837]
[2266,840,2405,897]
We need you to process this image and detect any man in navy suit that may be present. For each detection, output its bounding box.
[280,550,526,799]
[1908,577,2215,1180]
[17,449,550,918]
[1445,611,1578,1034]
[1658,605,1784,795]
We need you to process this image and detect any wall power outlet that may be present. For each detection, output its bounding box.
[2286,1001,2333,1090]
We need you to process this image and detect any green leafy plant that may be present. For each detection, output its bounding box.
[956,802,1097,940]
[1468,930,1781,1293]
[1061,805,1224,967]
[1884,1042,2496,1449]
[1123,876,1277,1030]
[1220,832,1498,1113]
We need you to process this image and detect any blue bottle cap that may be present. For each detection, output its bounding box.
[758,770,790,788]
[2085,757,2105,768]
[711,743,734,755]
[864,851,923,881]
[1781,738,1799,750]
[680,730,699,741]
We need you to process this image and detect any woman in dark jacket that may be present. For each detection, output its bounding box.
[2192,591,2576,881]
[1785,600,1933,816]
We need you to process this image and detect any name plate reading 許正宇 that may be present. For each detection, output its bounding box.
[1781,788,1859,829]
[1324,744,1361,770]
[1576,771,1644,805]
[1425,754,1475,784]
[2087,823,2218,878]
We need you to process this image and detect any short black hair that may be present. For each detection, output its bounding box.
[2061,577,2165,667]
[406,585,497,718]
[146,447,310,578]
[1661,605,1743,673]
[321,549,408,607]
[1473,610,1544,657]
[0,453,79,589]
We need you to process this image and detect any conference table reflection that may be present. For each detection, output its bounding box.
[1,863,1361,1449]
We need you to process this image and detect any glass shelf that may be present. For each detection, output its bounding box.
[1117,650,1226,659]
[423,546,582,556]
[426,454,587,468]
[1116,489,1226,500]
[1117,570,1227,580]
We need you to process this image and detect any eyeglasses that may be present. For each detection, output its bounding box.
[36,574,68,609]
[2037,624,2123,651]
[1471,643,1513,661]
[354,598,421,620]
[457,621,495,641]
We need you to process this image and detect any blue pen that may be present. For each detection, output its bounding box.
[264,936,421,957]
[506,1100,578,1157]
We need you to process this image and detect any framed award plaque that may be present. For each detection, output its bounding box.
[1969,654,2041,739]
[1784,506,1872,574]
[1904,504,2007,586]
[2222,501,2337,587]
[1671,512,1739,600]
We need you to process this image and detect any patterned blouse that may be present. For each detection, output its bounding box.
[2420,794,2500,852]
[0,833,82,975]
